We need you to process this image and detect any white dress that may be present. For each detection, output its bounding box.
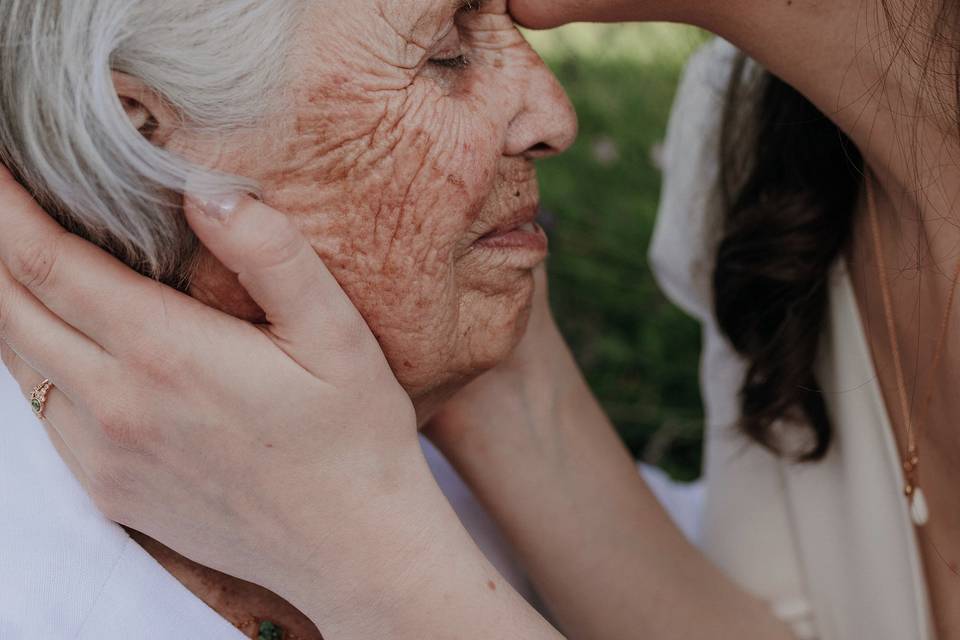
[0,368,537,639]
[650,39,936,639]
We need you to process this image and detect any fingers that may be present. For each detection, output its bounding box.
[0,262,111,397]
[0,161,371,388]
[508,0,577,28]
[0,166,160,350]
[0,341,96,498]
[185,190,370,376]
[508,0,636,28]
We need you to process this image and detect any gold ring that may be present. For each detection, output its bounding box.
[30,379,52,420]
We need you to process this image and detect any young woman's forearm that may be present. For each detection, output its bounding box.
[279,456,564,640]
[429,324,794,640]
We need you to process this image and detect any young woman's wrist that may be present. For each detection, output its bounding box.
[426,319,574,457]
[276,449,558,638]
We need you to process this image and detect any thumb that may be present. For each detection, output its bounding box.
[183,189,369,376]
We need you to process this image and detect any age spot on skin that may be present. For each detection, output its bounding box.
[448,174,466,187]
[487,580,497,591]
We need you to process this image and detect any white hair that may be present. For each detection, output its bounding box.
[0,1,304,284]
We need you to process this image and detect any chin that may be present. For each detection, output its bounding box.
[408,290,535,428]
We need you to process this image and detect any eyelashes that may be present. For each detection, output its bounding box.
[429,54,471,70]
[428,4,481,74]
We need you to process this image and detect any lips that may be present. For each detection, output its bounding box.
[472,206,548,252]
[474,221,548,251]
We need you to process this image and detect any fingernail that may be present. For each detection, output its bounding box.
[195,193,242,221]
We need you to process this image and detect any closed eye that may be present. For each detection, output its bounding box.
[454,0,488,12]
[429,0,488,73]
[430,54,470,69]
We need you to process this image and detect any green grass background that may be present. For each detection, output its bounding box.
[526,24,710,481]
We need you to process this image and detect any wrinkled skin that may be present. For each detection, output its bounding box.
[123,1,577,635]
[180,0,577,422]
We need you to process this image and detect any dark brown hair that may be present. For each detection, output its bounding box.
[714,1,960,461]
[715,63,862,461]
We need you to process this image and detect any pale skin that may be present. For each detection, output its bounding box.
[483,1,960,637]
[2,0,960,639]
[6,0,578,636]
[123,1,576,634]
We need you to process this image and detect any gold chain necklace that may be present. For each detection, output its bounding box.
[865,169,960,528]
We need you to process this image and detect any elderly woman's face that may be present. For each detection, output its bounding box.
[186,0,576,418]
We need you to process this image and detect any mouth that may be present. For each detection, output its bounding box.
[472,206,548,253]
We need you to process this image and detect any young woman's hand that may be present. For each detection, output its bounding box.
[0,167,426,631]
[508,0,652,29]
[0,167,563,639]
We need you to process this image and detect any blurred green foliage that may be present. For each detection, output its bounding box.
[526,24,710,481]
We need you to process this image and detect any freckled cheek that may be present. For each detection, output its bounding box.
[259,89,504,277]
[392,125,500,242]
[434,158,498,231]
[437,127,503,218]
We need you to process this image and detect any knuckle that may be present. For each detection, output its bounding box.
[252,223,303,270]
[130,338,191,389]
[141,349,191,390]
[10,234,62,291]
[92,399,156,454]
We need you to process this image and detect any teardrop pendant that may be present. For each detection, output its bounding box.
[910,487,930,527]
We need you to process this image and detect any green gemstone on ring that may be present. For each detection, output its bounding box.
[31,399,42,414]
[258,620,284,640]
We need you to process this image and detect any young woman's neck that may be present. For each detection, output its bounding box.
[702,0,960,222]
[708,0,960,470]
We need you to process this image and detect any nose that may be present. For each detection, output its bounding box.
[504,54,578,159]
